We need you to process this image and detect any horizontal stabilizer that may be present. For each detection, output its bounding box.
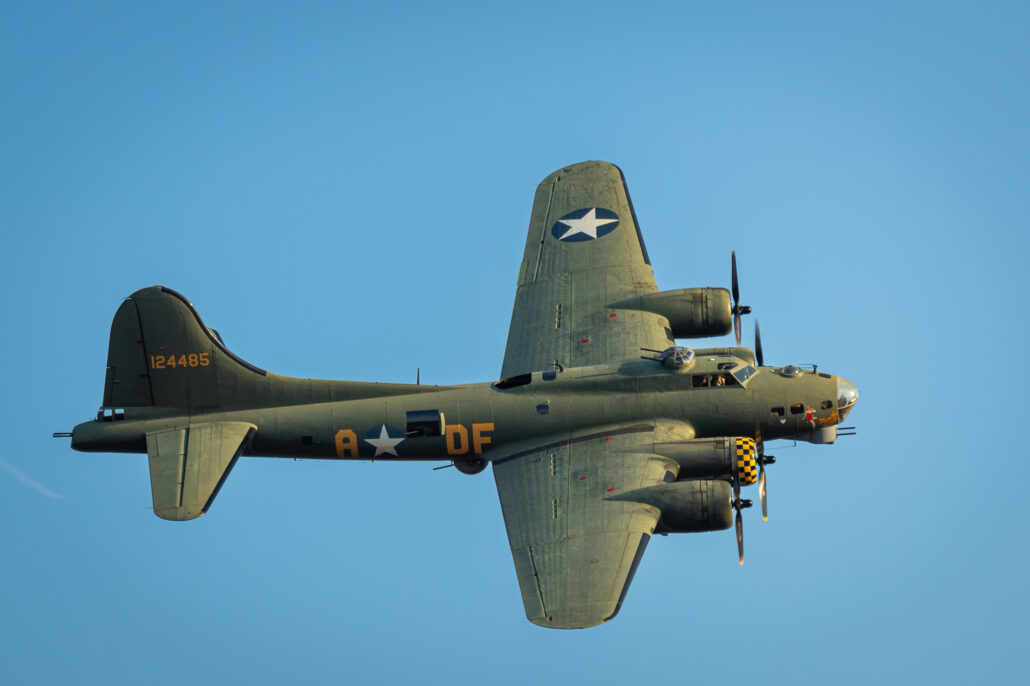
[146,421,256,521]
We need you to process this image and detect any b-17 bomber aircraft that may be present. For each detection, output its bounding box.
[59,161,858,629]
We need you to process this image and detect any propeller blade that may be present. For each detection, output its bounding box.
[730,251,751,347]
[759,466,767,521]
[731,251,740,304]
[754,422,768,522]
[755,321,764,367]
[735,508,744,565]
[731,446,746,564]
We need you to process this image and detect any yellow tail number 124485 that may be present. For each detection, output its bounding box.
[150,353,210,369]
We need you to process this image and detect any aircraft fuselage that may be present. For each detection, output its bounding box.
[72,354,850,461]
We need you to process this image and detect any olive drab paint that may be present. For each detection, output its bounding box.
[62,161,858,630]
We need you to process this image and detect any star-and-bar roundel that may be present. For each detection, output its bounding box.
[551,207,620,242]
[364,424,406,457]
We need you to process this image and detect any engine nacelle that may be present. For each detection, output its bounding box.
[608,287,732,339]
[653,436,757,486]
[610,479,733,533]
[454,458,488,475]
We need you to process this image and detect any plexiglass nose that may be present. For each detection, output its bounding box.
[836,378,858,420]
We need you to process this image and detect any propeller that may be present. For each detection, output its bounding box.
[758,469,766,522]
[735,507,744,565]
[754,423,775,522]
[754,321,765,367]
[731,453,753,564]
[730,251,752,346]
[733,496,752,565]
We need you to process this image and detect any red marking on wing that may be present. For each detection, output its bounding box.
[607,488,615,492]
[580,338,590,344]
[608,313,616,318]
[579,476,587,481]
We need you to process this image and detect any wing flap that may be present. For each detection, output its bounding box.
[146,421,256,521]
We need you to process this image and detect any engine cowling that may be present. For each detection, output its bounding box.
[652,436,757,486]
[610,479,733,533]
[608,287,733,339]
[454,458,488,475]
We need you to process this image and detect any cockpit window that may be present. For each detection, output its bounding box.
[732,365,757,385]
[693,373,740,388]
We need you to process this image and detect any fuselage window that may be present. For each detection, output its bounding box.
[771,407,785,417]
[790,403,804,415]
[536,403,550,415]
[820,400,833,410]
[542,370,557,381]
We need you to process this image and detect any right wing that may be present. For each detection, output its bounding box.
[500,161,674,378]
[492,423,680,628]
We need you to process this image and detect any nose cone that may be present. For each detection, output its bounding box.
[837,377,859,420]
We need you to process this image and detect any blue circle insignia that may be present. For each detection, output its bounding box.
[363,423,406,457]
[551,207,620,242]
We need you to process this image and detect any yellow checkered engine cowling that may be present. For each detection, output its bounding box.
[656,435,761,486]
[735,437,757,487]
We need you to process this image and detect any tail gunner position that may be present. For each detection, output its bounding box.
[59,161,858,630]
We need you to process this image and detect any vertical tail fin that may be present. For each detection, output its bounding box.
[104,286,267,412]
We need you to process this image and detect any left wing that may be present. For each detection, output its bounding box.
[500,161,673,378]
[492,424,678,628]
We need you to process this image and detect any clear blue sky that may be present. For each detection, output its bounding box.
[2,1,1027,684]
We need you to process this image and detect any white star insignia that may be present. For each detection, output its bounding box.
[557,208,617,240]
[365,425,404,457]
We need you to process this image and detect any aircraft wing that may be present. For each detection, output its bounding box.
[500,161,673,378]
[492,424,677,628]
